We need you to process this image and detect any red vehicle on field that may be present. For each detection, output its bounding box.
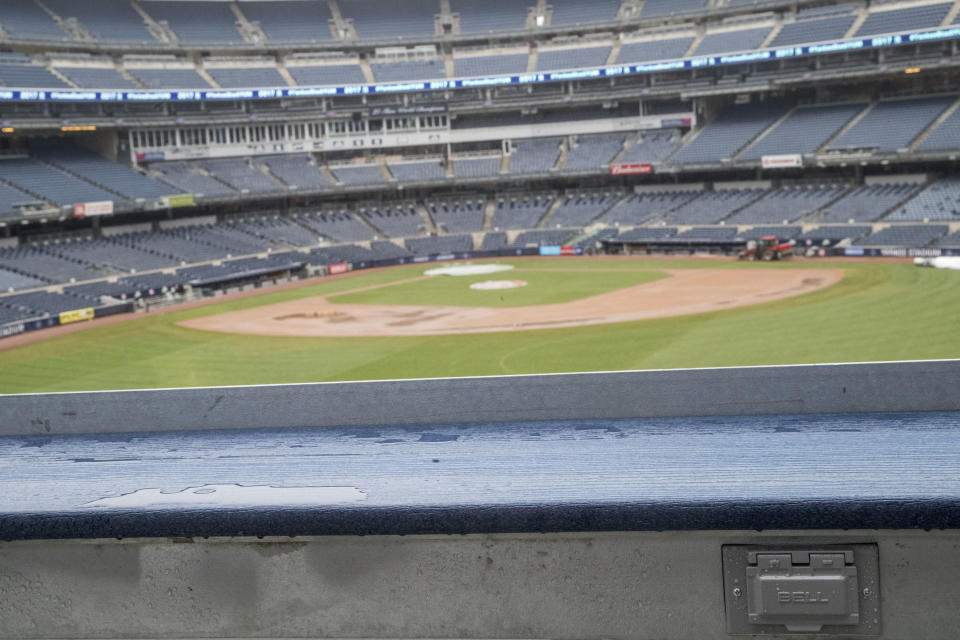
[738,236,793,261]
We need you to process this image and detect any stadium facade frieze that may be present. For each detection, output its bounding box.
[1,25,959,105]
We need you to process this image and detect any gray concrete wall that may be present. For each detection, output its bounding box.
[2,359,959,436]
[0,530,957,639]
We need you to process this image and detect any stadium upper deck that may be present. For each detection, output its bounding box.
[0,0,880,49]
[0,0,959,97]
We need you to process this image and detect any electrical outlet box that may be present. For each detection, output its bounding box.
[723,544,880,636]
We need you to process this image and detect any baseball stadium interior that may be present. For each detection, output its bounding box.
[0,0,959,330]
[2,3,960,640]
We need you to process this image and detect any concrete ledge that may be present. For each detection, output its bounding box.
[2,530,959,640]
[2,359,959,436]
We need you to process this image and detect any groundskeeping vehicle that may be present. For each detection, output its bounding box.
[738,236,793,261]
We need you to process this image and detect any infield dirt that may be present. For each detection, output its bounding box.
[179,268,844,337]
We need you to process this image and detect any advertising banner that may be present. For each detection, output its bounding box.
[761,154,803,169]
[59,307,95,325]
[0,316,58,339]
[329,262,349,275]
[610,163,653,176]
[0,321,25,338]
[166,194,196,208]
[136,151,166,162]
[73,201,114,218]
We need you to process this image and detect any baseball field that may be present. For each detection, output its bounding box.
[0,255,957,394]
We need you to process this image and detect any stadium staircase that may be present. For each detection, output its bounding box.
[910,96,960,151]
[359,58,375,84]
[732,106,797,161]
[275,61,297,87]
[194,64,221,89]
[845,6,870,38]
[945,0,960,25]
[45,62,76,88]
[443,51,454,78]
[115,62,145,89]
[553,141,570,172]
[760,17,783,47]
[535,197,564,228]
[327,0,350,39]
[685,28,706,57]
[605,42,621,65]
[482,197,496,231]
[261,162,288,188]
[610,135,636,164]
[131,0,175,44]
[378,163,395,183]
[819,102,876,152]
[32,1,77,42]
[526,47,538,73]
[232,3,266,45]
[415,203,438,234]
[319,165,339,186]
[353,212,387,238]
[803,184,857,224]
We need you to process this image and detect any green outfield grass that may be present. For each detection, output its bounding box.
[0,257,958,394]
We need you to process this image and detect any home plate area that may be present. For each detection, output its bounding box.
[178,264,843,338]
[470,280,528,290]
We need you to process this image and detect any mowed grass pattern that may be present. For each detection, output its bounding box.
[328,267,668,307]
[0,258,958,393]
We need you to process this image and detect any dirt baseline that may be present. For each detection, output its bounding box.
[178,268,844,338]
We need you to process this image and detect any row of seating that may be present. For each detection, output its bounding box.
[1,0,952,46]
[4,118,959,222]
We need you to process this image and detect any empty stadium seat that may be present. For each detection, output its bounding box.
[887,177,960,221]
[0,0,68,40]
[829,96,955,153]
[339,0,439,40]
[44,0,154,42]
[601,191,698,225]
[665,189,766,225]
[860,225,948,246]
[388,160,446,183]
[141,1,243,43]
[672,103,788,164]
[562,134,625,172]
[739,103,866,160]
[617,37,694,64]
[510,138,562,174]
[820,183,922,223]
[548,193,623,227]
[492,194,555,230]
[428,197,486,233]
[240,1,334,43]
